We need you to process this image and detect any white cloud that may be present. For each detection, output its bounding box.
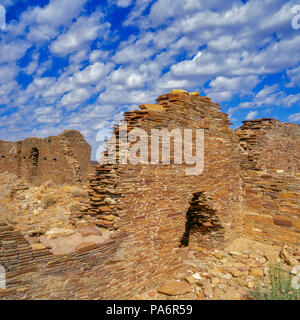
[109,68,146,90]
[73,62,112,85]
[286,65,300,87]
[288,113,300,122]
[116,0,133,8]
[60,87,92,109]
[51,12,110,56]
[246,110,258,120]
[25,0,88,42]
[0,41,30,64]
[205,75,259,102]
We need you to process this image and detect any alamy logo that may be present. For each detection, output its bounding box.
[0,265,6,289]
[0,5,6,30]
[292,5,300,29]
[96,124,204,176]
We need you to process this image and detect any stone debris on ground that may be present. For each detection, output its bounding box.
[137,237,300,300]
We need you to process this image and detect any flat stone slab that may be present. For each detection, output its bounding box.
[39,230,111,255]
[157,280,192,296]
[75,242,97,254]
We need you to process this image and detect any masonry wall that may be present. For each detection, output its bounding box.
[0,91,244,299]
[236,119,300,246]
[1,93,299,300]
[0,130,91,184]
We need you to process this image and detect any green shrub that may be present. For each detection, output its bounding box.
[250,265,300,300]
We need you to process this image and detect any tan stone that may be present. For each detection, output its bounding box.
[249,268,264,278]
[185,276,197,285]
[31,243,47,251]
[170,89,189,94]
[189,92,200,97]
[75,242,97,254]
[139,104,165,111]
[273,216,293,228]
[157,280,192,296]
[101,215,116,221]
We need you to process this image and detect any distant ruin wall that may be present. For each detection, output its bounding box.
[236,119,300,245]
[0,130,92,184]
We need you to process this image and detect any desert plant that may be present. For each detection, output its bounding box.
[69,186,87,198]
[41,194,57,208]
[250,265,300,300]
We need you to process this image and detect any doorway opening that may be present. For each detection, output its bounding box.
[180,192,223,247]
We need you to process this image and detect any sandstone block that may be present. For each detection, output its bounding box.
[273,216,293,228]
[75,242,97,254]
[157,280,191,296]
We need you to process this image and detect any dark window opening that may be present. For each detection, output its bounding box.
[1,155,4,158]
[180,192,223,247]
[29,147,39,167]
[53,158,57,161]
[43,157,47,160]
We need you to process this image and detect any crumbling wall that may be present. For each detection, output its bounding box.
[1,92,299,300]
[236,119,300,246]
[0,130,91,184]
[81,90,244,295]
[237,118,300,174]
[0,90,244,299]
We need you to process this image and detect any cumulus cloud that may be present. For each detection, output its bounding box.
[60,87,92,109]
[288,113,300,122]
[1,0,300,159]
[116,0,133,8]
[246,110,258,120]
[51,12,110,56]
[73,62,112,85]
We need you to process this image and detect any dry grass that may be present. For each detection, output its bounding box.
[41,194,57,208]
[69,186,87,198]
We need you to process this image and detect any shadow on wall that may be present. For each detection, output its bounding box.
[28,147,39,179]
[180,192,223,247]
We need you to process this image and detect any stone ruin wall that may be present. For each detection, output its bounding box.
[236,119,300,245]
[0,91,299,300]
[0,91,244,299]
[0,130,92,184]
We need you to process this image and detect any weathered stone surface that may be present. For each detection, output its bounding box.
[273,216,293,228]
[139,104,165,111]
[75,242,97,254]
[31,243,47,251]
[0,130,92,184]
[157,280,192,295]
[249,268,264,278]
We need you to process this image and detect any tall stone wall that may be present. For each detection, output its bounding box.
[236,119,300,246]
[0,90,244,299]
[0,130,91,184]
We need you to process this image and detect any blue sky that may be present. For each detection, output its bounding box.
[0,0,300,159]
